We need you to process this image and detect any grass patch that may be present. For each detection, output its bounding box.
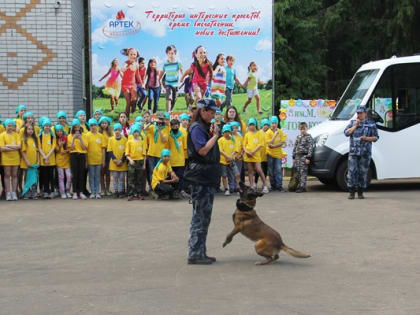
[93,89,273,123]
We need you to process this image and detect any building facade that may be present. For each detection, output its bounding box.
[0,0,87,122]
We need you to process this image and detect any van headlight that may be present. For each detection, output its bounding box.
[315,133,328,147]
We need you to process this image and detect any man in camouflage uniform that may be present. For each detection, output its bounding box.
[344,105,379,199]
[292,122,314,193]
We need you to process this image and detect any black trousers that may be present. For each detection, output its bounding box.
[39,166,55,193]
[154,182,178,197]
[70,153,86,194]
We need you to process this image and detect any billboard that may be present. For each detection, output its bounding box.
[90,0,273,122]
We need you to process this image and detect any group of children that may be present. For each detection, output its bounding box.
[0,103,313,202]
[99,44,267,118]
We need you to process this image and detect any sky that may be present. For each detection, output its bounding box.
[90,0,273,86]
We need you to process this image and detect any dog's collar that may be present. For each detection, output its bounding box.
[236,199,254,212]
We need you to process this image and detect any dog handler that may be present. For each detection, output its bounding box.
[184,98,221,265]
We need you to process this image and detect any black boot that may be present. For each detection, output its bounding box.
[357,188,364,199]
[348,188,355,199]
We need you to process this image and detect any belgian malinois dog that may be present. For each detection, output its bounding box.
[223,184,310,265]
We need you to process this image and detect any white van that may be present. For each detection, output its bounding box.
[308,55,420,190]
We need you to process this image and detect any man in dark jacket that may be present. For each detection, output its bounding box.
[184,99,221,264]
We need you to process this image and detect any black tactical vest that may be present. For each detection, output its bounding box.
[184,121,221,187]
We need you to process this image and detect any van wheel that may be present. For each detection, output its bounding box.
[336,159,372,191]
[318,178,336,186]
[336,161,348,191]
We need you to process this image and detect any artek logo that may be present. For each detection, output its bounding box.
[103,10,141,38]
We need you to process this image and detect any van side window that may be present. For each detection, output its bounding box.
[370,63,420,131]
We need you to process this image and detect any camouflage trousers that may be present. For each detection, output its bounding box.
[127,160,145,196]
[347,154,371,189]
[295,156,309,190]
[188,185,215,259]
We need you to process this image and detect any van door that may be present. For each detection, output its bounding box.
[368,63,420,179]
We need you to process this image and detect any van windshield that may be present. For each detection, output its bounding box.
[331,69,380,120]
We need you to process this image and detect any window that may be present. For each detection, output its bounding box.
[369,63,420,131]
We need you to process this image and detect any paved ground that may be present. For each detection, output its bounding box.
[1,180,420,315]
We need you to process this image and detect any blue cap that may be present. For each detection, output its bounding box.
[71,118,81,126]
[230,121,240,128]
[75,110,86,119]
[93,109,103,116]
[3,119,16,127]
[216,109,222,114]
[270,116,279,124]
[113,123,122,131]
[135,116,145,123]
[54,124,64,131]
[99,116,112,126]
[161,148,171,157]
[197,98,219,111]
[130,124,141,134]
[164,112,170,119]
[88,118,98,126]
[16,104,27,114]
[23,111,34,119]
[356,105,367,113]
[222,124,232,133]
[260,119,270,127]
[40,117,52,127]
[248,118,257,126]
[180,113,190,121]
[211,118,216,124]
[56,111,67,119]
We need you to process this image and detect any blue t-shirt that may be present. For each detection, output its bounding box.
[191,124,209,152]
[225,66,236,89]
[163,61,182,87]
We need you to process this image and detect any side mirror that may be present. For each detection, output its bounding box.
[367,109,384,124]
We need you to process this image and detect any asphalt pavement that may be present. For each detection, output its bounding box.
[1,180,420,315]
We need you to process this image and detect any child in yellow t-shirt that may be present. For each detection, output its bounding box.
[99,116,113,196]
[167,119,187,198]
[151,149,179,200]
[255,119,270,187]
[126,124,147,200]
[230,121,244,191]
[265,116,287,191]
[68,118,88,200]
[14,104,27,132]
[38,118,56,199]
[0,119,21,200]
[55,124,72,199]
[218,124,240,196]
[107,123,128,198]
[243,118,269,193]
[86,118,106,199]
[20,124,39,199]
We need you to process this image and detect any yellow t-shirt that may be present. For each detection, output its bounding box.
[218,136,237,165]
[233,133,243,158]
[0,126,5,134]
[68,133,88,154]
[14,118,24,131]
[19,125,41,139]
[80,124,89,134]
[258,130,268,162]
[167,131,187,167]
[265,128,287,159]
[125,137,146,161]
[38,133,56,166]
[55,141,70,169]
[146,125,169,158]
[100,131,112,150]
[0,132,21,166]
[243,131,264,163]
[86,131,105,165]
[20,137,38,169]
[152,161,172,189]
[107,136,128,171]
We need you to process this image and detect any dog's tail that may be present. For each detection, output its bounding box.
[281,245,310,258]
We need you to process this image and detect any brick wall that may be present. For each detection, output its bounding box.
[0,0,85,123]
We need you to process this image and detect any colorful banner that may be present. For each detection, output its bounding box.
[280,99,337,168]
[90,0,273,122]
